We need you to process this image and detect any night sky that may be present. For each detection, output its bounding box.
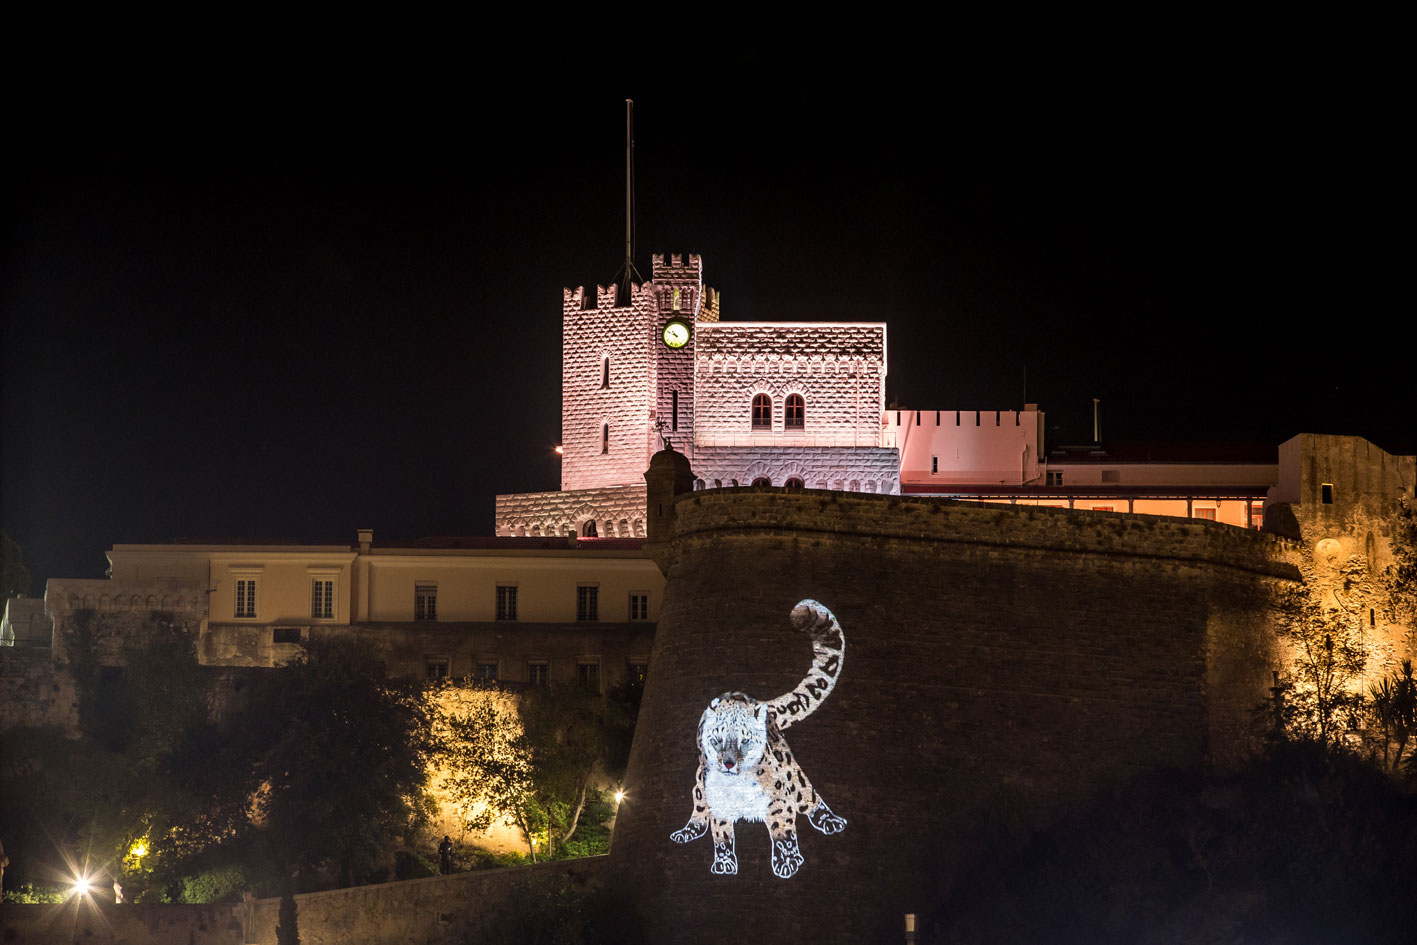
[3,34,1410,587]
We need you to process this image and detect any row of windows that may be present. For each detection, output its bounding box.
[422,656,649,692]
[234,579,648,623]
[751,393,805,430]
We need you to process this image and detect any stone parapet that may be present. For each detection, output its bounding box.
[495,484,648,537]
[610,488,1297,945]
[690,445,900,494]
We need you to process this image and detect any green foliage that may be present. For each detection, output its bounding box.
[248,638,432,885]
[434,681,639,862]
[1369,660,1417,772]
[1,883,68,903]
[434,687,538,859]
[1272,556,1380,746]
[2,617,254,902]
[394,850,438,880]
[180,864,249,903]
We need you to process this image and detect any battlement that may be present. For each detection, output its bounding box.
[651,253,704,284]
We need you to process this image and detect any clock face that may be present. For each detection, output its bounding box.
[662,319,690,349]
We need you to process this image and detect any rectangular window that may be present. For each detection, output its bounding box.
[311,579,334,619]
[235,579,258,618]
[577,585,599,622]
[1046,471,1063,487]
[1321,483,1334,504]
[577,660,600,693]
[629,592,649,621]
[1250,501,1265,529]
[672,390,679,431]
[1195,508,1217,521]
[476,661,499,683]
[527,660,549,688]
[629,661,648,685]
[415,583,438,621]
[931,455,938,474]
[426,657,449,681]
[272,627,302,644]
[496,585,518,621]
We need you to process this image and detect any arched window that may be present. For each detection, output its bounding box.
[785,477,804,490]
[601,423,609,453]
[784,394,805,430]
[751,393,772,430]
[752,476,771,487]
[583,521,598,538]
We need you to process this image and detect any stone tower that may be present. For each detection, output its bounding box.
[560,254,719,492]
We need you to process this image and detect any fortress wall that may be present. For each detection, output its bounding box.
[245,857,610,945]
[614,488,1295,944]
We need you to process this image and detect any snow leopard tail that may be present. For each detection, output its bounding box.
[766,599,845,731]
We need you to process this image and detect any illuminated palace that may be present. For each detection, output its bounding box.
[2,252,1409,719]
[495,253,1275,538]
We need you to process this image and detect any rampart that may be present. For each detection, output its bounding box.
[0,858,608,945]
[612,484,1300,944]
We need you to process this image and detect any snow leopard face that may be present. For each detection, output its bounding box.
[699,693,767,776]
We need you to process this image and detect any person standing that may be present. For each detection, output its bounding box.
[437,835,453,875]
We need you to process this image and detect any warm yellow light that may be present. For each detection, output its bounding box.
[614,790,625,804]
[71,876,92,898]
[129,839,148,858]
[553,445,564,455]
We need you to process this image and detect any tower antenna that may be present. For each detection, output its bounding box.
[613,98,643,305]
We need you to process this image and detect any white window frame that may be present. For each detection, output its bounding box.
[232,569,262,620]
[629,591,649,621]
[310,571,337,621]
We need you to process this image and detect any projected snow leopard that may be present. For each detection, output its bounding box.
[669,598,847,878]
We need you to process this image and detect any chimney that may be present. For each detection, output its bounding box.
[357,529,373,554]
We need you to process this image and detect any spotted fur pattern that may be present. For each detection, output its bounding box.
[670,599,847,878]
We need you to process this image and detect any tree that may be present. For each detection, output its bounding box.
[435,680,641,862]
[248,638,432,886]
[519,682,638,850]
[275,879,300,945]
[1370,660,1417,773]
[1381,495,1417,629]
[1273,554,1384,746]
[434,686,539,860]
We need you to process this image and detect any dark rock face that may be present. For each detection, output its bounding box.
[610,489,1295,944]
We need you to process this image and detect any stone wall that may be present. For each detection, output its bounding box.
[0,901,244,944]
[611,486,1298,944]
[692,321,886,444]
[494,483,647,537]
[0,859,608,945]
[0,645,76,731]
[200,620,655,689]
[691,444,899,493]
[244,857,610,945]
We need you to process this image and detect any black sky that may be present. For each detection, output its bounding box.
[3,31,1410,586]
